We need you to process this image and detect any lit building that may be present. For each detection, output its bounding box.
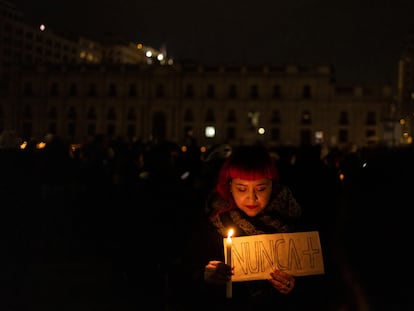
[397,29,414,144]
[0,62,396,149]
[0,0,170,67]
[0,0,79,66]
[0,0,401,150]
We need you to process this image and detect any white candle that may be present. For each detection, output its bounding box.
[226,229,234,298]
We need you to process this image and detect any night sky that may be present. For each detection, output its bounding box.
[10,0,414,84]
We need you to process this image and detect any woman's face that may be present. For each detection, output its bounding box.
[230,178,272,217]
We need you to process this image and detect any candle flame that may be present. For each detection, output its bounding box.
[227,229,234,242]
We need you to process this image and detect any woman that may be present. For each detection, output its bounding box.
[189,144,306,310]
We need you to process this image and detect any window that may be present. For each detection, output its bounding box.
[250,84,259,99]
[107,123,116,137]
[67,106,77,120]
[271,127,280,142]
[128,84,137,97]
[50,83,59,96]
[185,84,194,98]
[127,124,136,138]
[69,83,77,96]
[300,129,312,145]
[67,122,76,138]
[338,129,348,143]
[272,85,281,99]
[22,105,32,119]
[301,110,312,125]
[107,107,116,121]
[152,111,167,141]
[248,111,260,127]
[271,110,280,124]
[88,84,97,97]
[23,82,33,96]
[302,85,312,99]
[127,108,136,121]
[228,84,237,99]
[87,123,96,136]
[205,108,215,122]
[184,108,194,122]
[48,106,57,119]
[226,126,236,140]
[87,107,97,120]
[366,129,376,139]
[315,131,324,144]
[206,84,215,99]
[155,84,165,98]
[108,83,117,97]
[339,111,349,125]
[366,111,376,125]
[227,109,237,122]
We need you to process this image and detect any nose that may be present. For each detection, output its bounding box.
[248,189,258,201]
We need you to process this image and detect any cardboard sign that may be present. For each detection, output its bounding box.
[223,231,325,281]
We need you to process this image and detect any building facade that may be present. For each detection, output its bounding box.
[397,29,414,143]
[0,0,400,150]
[0,62,396,150]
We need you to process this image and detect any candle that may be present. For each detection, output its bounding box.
[226,228,234,298]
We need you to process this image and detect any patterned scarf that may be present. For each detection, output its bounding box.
[208,184,302,238]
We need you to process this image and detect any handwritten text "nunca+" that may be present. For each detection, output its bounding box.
[224,231,325,281]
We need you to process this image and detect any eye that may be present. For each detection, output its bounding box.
[255,187,267,192]
[235,187,247,192]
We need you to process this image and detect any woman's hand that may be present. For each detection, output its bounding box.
[268,269,295,295]
[204,260,233,284]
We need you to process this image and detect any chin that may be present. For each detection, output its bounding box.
[244,209,260,217]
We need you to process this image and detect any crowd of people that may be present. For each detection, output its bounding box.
[2,133,413,310]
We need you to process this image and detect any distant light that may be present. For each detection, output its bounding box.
[70,144,81,153]
[146,51,152,58]
[36,141,46,149]
[39,24,46,31]
[157,53,164,61]
[205,126,215,138]
[20,141,28,150]
[258,127,265,135]
[139,171,150,179]
[315,130,323,139]
[315,130,324,143]
[181,171,190,180]
[137,43,143,49]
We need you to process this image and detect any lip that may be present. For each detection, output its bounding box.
[245,205,258,210]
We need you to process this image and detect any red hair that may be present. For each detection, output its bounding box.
[215,145,279,210]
